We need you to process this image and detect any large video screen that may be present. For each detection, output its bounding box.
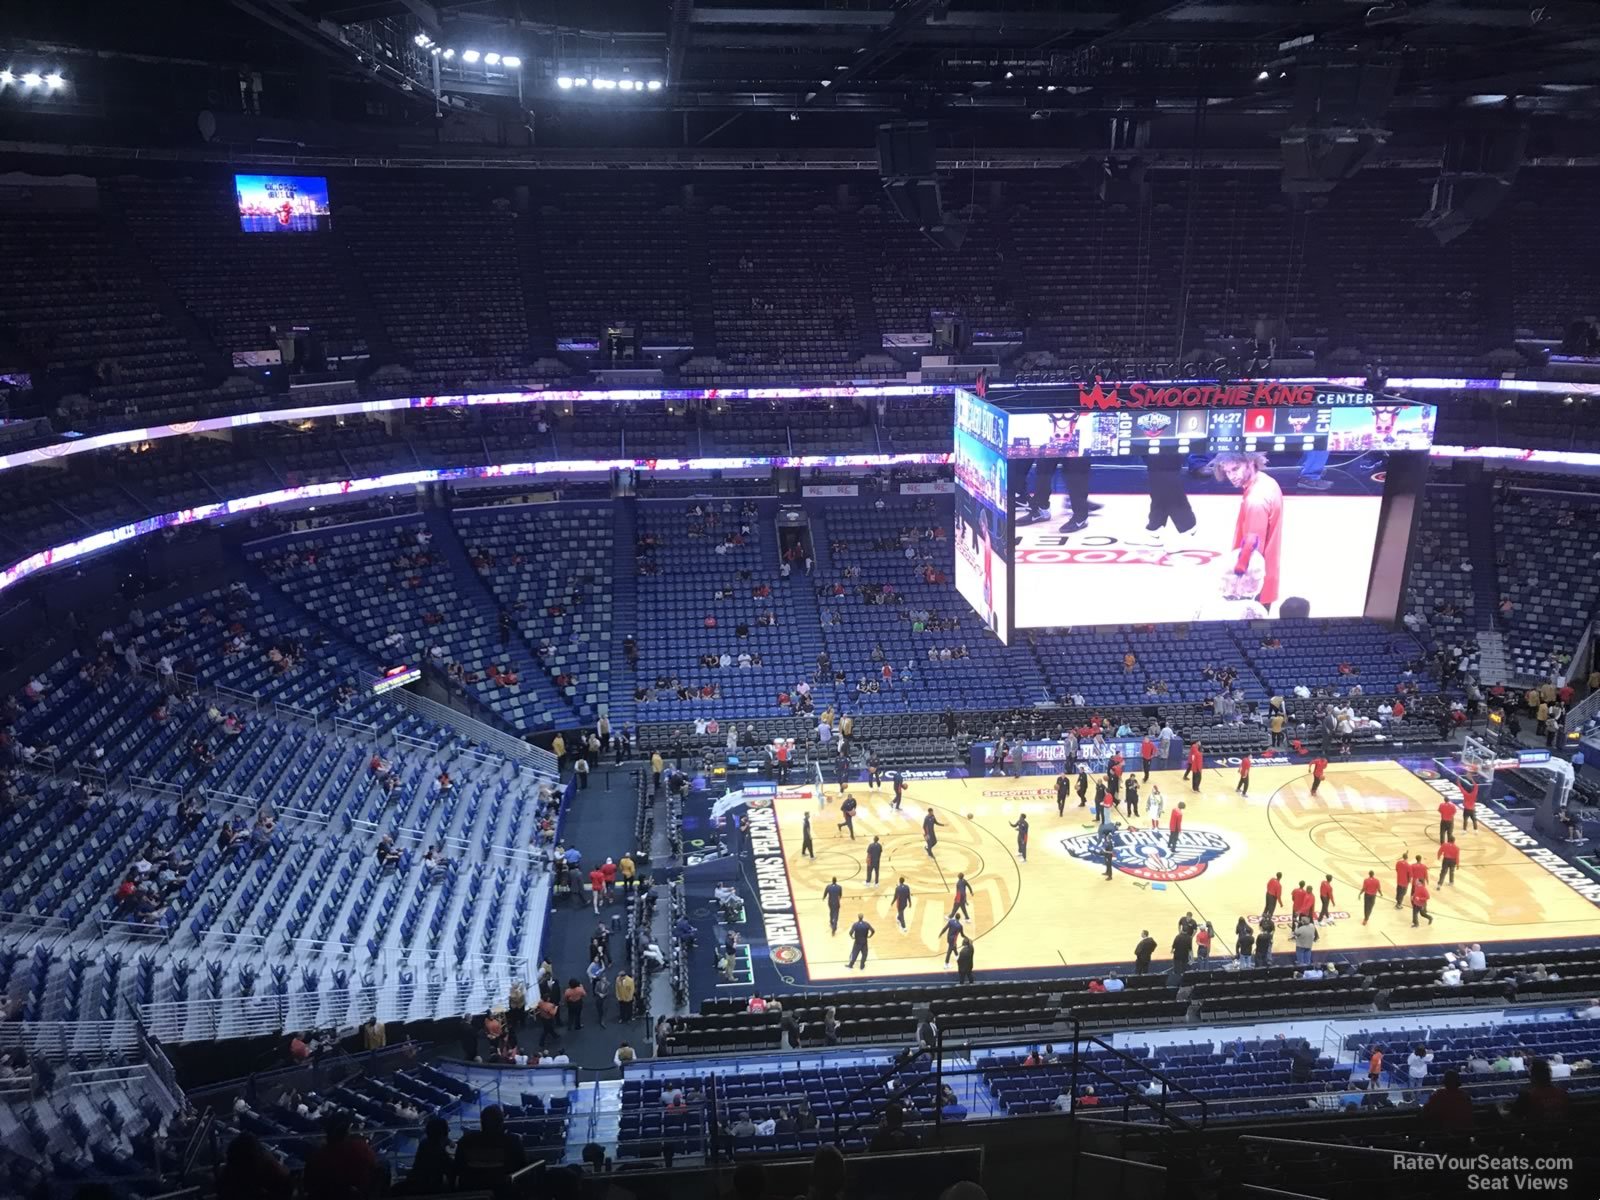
[1012,445,1394,627]
[235,174,332,233]
[952,390,1012,643]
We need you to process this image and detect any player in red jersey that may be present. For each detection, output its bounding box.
[1411,881,1434,927]
[1360,871,1382,925]
[1309,755,1329,795]
[1318,875,1335,924]
[1209,451,1284,610]
[1437,835,1460,886]
[1459,778,1479,831]
[1438,797,1457,845]
[1394,853,1412,910]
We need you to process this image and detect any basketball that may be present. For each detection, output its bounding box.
[966,812,975,819]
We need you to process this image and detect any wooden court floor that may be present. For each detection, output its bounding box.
[766,762,1600,982]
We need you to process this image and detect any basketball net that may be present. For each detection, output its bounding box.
[1458,733,1497,791]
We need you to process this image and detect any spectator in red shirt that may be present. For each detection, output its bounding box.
[589,867,607,913]
[1421,1070,1474,1131]
[1140,736,1156,780]
[1437,835,1460,885]
[302,1112,381,1200]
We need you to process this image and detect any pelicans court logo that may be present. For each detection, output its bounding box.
[1061,827,1233,882]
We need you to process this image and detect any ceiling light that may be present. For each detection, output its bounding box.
[820,79,831,87]
[442,48,454,59]
[462,49,481,63]
[485,52,501,66]
[593,77,615,89]
[45,72,64,88]
[502,56,521,69]
[1045,84,1057,92]
[1257,69,1270,81]
[0,71,12,85]
[21,72,42,87]
[557,76,573,89]
[646,79,663,91]
[573,77,588,87]
[1004,71,1014,80]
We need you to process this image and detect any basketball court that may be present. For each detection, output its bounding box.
[753,761,1600,982]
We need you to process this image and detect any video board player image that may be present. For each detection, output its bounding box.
[1011,446,1393,627]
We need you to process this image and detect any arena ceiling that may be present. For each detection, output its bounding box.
[6,0,1600,155]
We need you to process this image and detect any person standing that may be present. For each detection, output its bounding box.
[956,935,975,985]
[1101,831,1116,880]
[1234,916,1254,967]
[1318,875,1335,924]
[563,978,587,1030]
[1360,871,1382,925]
[1254,920,1274,965]
[846,914,875,969]
[892,878,913,930]
[1076,766,1090,808]
[1210,450,1284,610]
[1010,813,1029,861]
[1147,785,1164,831]
[836,793,858,840]
[952,872,972,920]
[1437,796,1457,845]
[1055,772,1070,817]
[1236,754,1252,796]
[1186,741,1204,792]
[1167,801,1185,853]
[801,812,815,859]
[1196,921,1213,965]
[592,971,610,1028]
[922,808,944,857]
[650,749,664,793]
[1437,835,1459,886]
[1459,777,1478,831]
[1405,1044,1435,1103]
[1134,930,1158,975]
[1293,918,1317,966]
[1394,851,1411,910]
[891,772,906,811]
[1309,755,1328,795]
[1411,880,1434,927]
[824,878,843,934]
[1292,881,1315,925]
[1263,872,1283,922]
[615,971,636,1023]
[864,836,883,885]
[1124,776,1140,819]
[1140,734,1156,781]
[1171,925,1193,978]
[942,911,964,963]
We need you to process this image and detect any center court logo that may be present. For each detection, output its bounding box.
[1062,828,1233,882]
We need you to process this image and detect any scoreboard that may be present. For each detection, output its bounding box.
[1004,402,1434,459]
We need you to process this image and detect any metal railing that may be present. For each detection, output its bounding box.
[0,1018,142,1059]
[365,671,557,775]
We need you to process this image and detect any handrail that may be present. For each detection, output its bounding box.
[362,671,557,774]
[335,715,379,739]
[274,699,320,727]
[130,774,185,799]
[1068,1016,1209,1131]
